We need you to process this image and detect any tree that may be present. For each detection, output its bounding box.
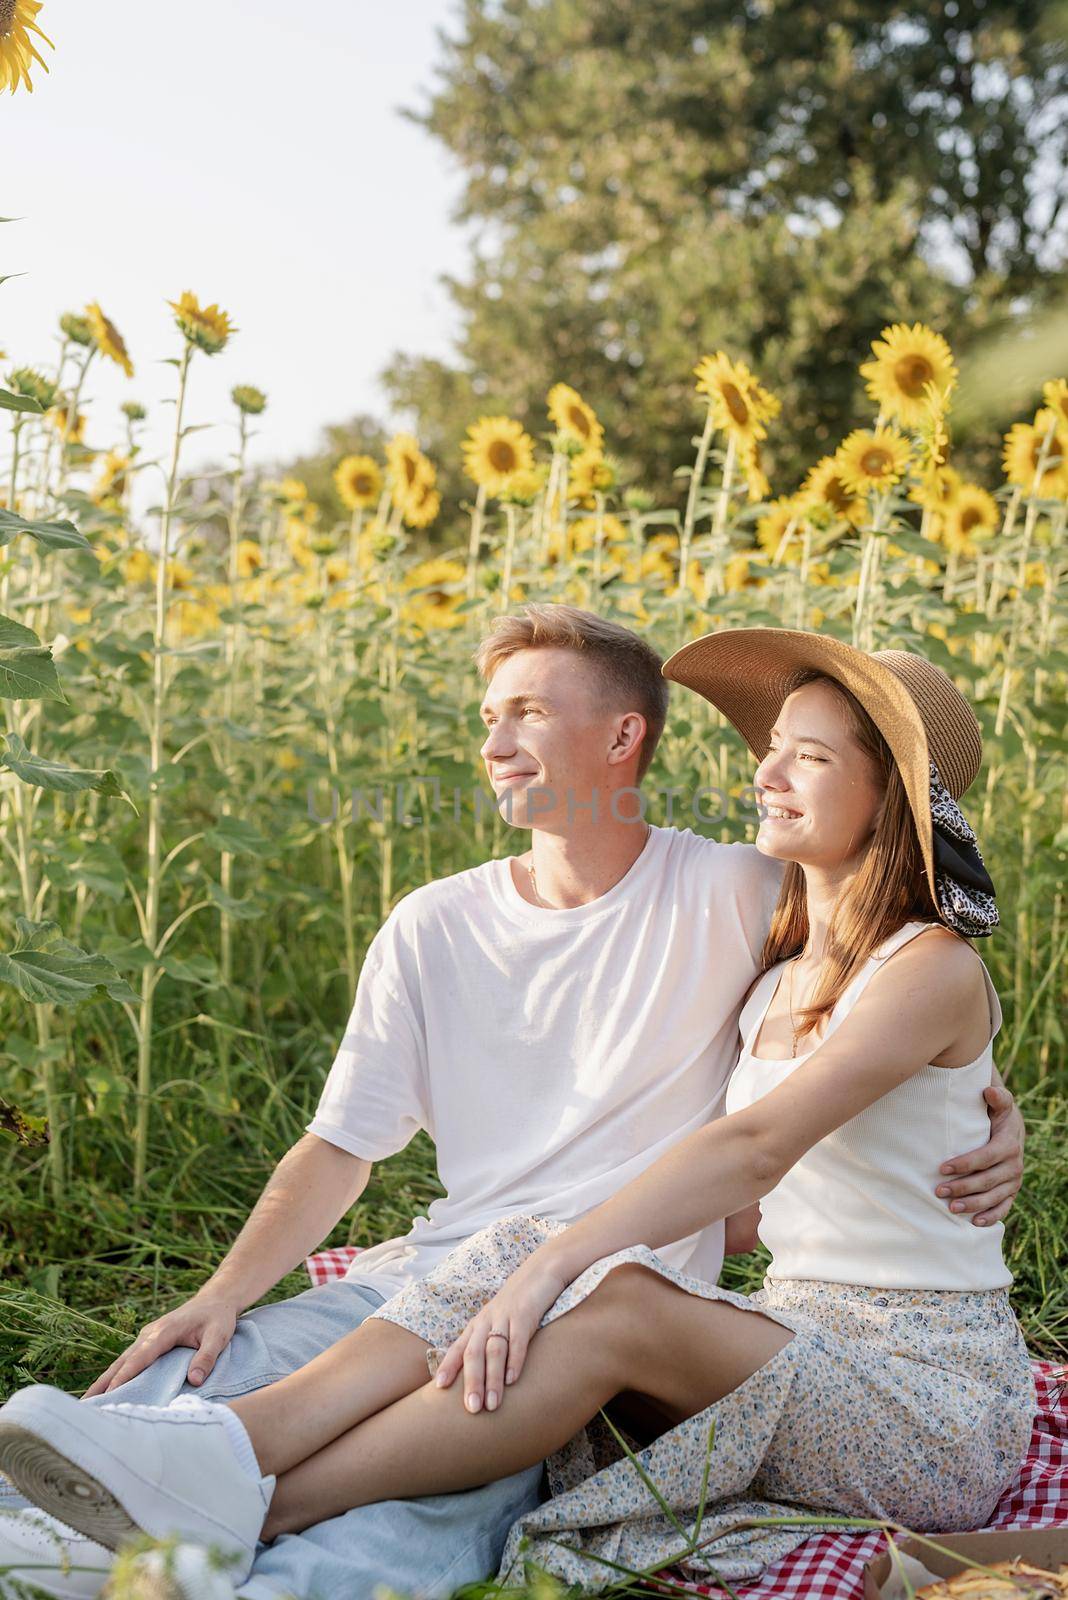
[382,0,1068,497]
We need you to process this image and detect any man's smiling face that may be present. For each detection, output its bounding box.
[478,646,637,832]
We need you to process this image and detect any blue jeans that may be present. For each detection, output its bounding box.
[0,1278,545,1599]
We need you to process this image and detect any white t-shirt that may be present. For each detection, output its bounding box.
[306,824,784,1299]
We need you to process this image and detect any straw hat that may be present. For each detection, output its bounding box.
[661,627,997,936]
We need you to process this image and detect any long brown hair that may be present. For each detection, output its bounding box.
[761,670,943,1041]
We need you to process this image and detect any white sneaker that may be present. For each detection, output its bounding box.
[0,1504,113,1598]
[0,1387,273,1588]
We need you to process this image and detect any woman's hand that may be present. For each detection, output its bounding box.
[432,1257,568,1414]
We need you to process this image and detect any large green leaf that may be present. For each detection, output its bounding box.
[0,508,91,552]
[0,613,41,648]
[160,952,220,987]
[206,881,264,921]
[0,919,138,1006]
[0,732,134,806]
[45,839,128,903]
[203,816,268,855]
[0,645,66,702]
[0,389,44,414]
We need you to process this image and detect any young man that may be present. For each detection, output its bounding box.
[0,605,1024,1600]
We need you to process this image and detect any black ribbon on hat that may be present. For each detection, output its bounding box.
[928,759,999,937]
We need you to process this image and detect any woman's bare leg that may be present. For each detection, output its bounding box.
[225,1316,431,1475]
[260,1265,795,1541]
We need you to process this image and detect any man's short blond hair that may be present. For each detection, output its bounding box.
[473,603,669,782]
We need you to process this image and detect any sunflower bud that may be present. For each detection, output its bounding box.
[552,430,589,460]
[232,385,267,416]
[167,291,236,356]
[623,488,655,513]
[7,367,57,410]
[60,313,93,347]
[309,534,340,556]
[121,400,147,423]
[371,531,399,561]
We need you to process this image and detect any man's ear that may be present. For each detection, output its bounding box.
[609,711,646,765]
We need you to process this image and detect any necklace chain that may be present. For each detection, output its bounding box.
[527,823,651,909]
[786,947,810,1054]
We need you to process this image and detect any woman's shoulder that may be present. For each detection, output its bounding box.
[870,922,993,1020]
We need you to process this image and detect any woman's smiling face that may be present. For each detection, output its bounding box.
[752,679,886,872]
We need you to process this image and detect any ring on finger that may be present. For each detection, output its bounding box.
[486,1329,510,1342]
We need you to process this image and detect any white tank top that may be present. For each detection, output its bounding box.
[724,920,1012,1291]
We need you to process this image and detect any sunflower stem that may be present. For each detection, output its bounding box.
[133,338,193,1197]
[465,483,487,600]
[592,490,607,605]
[218,405,250,1021]
[979,416,1056,836]
[1,413,23,617]
[500,503,518,613]
[678,409,715,619]
[55,346,95,498]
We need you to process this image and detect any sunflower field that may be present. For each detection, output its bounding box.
[0,283,1065,1445]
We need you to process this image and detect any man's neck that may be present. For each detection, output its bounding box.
[513,818,653,909]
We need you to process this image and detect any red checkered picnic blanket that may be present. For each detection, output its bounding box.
[306,1246,1067,1598]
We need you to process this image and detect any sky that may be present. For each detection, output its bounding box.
[3,0,470,506]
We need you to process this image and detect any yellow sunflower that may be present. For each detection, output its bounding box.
[85,302,134,378]
[567,450,617,508]
[1003,409,1068,497]
[858,323,957,428]
[170,597,221,640]
[725,553,759,592]
[1041,379,1068,430]
[836,426,911,495]
[236,539,264,578]
[400,557,466,632]
[334,454,383,511]
[286,517,315,571]
[546,383,605,453]
[619,553,664,590]
[497,466,546,506]
[166,560,195,592]
[693,352,780,445]
[569,513,628,558]
[90,450,130,506]
[278,476,308,505]
[756,498,804,564]
[909,464,962,516]
[386,433,434,507]
[738,436,771,503]
[801,455,866,526]
[167,291,235,356]
[122,548,154,585]
[941,484,999,556]
[463,416,536,496]
[47,403,87,444]
[913,376,954,479]
[402,478,441,530]
[0,0,53,92]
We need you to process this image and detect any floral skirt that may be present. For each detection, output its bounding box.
[369,1214,1036,1593]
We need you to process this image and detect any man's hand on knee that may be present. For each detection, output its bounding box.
[82,1292,241,1397]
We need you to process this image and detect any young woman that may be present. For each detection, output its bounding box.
[0,629,1036,1597]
